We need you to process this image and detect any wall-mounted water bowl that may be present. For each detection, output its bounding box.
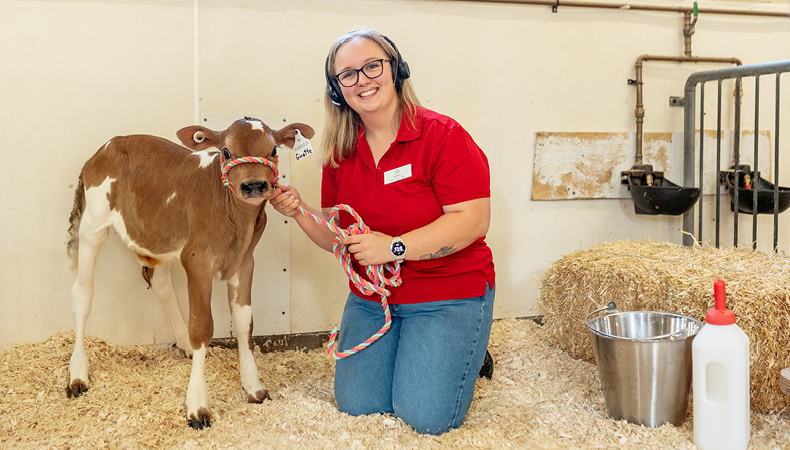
[630,179,701,216]
[726,173,790,215]
[621,165,701,216]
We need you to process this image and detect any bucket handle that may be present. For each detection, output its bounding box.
[584,301,619,325]
[585,301,689,341]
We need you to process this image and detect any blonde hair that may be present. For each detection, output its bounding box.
[319,29,421,168]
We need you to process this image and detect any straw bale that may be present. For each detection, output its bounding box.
[1,319,789,449]
[538,239,790,414]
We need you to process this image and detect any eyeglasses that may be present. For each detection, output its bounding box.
[334,59,390,88]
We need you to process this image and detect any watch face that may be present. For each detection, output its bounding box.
[392,241,406,256]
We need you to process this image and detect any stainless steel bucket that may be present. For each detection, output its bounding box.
[585,302,703,427]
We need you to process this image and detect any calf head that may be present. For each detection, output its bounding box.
[176,117,315,205]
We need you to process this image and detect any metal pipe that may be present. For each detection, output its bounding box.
[752,76,760,249]
[443,0,790,18]
[683,10,696,58]
[775,73,781,251]
[636,55,742,165]
[697,83,705,239]
[716,80,723,248]
[733,77,742,247]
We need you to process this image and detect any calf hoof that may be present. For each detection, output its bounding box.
[172,343,192,359]
[187,418,211,430]
[66,380,89,399]
[187,408,212,430]
[247,389,271,403]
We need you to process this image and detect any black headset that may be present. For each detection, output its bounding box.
[325,35,411,107]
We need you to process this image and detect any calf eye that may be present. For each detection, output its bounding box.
[222,148,231,160]
[271,147,278,158]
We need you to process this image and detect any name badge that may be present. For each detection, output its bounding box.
[384,164,412,185]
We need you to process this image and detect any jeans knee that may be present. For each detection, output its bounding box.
[336,389,394,417]
[393,402,462,435]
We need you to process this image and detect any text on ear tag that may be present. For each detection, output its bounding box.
[294,129,314,161]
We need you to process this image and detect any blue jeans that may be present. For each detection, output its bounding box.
[334,283,495,435]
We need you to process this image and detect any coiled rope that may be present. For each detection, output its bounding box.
[296,204,402,359]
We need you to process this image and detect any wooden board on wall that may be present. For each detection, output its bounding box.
[531,131,772,200]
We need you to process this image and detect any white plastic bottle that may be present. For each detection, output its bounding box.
[692,279,750,450]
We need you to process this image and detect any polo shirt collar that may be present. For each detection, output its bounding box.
[354,105,423,165]
[394,105,423,142]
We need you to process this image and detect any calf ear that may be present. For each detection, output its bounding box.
[274,123,316,148]
[176,126,221,150]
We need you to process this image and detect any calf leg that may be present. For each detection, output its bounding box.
[186,345,210,429]
[67,215,109,398]
[182,257,215,429]
[148,261,192,357]
[228,270,269,403]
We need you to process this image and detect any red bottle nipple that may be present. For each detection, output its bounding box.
[706,279,736,325]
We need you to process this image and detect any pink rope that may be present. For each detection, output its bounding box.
[219,154,401,359]
[298,204,402,360]
[221,156,279,193]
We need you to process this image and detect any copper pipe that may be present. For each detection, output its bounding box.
[634,55,741,163]
[683,10,696,57]
[442,0,789,18]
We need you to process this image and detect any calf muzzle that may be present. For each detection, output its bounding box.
[221,156,279,194]
[240,181,269,197]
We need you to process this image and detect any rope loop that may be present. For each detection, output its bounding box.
[298,204,402,359]
[220,156,279,193]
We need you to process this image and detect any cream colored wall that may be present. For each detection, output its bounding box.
[1,0,788,349]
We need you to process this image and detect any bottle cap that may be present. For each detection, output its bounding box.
[706,279,736,325]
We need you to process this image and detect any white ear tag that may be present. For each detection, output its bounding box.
[293,129,314,161]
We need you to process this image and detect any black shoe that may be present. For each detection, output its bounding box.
[478,350,494,379]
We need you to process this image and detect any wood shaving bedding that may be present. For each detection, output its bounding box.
[1,319,788,449]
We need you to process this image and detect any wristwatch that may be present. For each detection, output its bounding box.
[390,236,407,262]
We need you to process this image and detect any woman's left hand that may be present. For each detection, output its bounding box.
[340,232,393,266]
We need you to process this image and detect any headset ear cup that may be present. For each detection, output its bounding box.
[382,35,410,87]
[327,82,344,106]
[325,55,345,106]
[398,60,410,82]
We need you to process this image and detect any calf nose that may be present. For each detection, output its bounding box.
[240,181,268,197]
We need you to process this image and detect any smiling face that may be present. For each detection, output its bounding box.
[333,37,400,122]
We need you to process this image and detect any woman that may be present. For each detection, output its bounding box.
[270,29,495,435]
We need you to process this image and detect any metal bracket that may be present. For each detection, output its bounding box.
[669,96,685,107]
[621,164,665,187]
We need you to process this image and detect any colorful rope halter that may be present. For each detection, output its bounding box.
[220,152,279,194]
[218,150,401,359]
[297,204,403,360]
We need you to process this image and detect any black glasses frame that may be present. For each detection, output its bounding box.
[334,59,391,88]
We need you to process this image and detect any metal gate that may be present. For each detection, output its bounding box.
[682,60,790,251]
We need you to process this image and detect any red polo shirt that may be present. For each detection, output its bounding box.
[321,106,495,304]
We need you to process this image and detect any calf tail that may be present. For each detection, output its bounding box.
[67,174,86,269]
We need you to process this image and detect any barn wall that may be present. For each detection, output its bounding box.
[1,0,788,349]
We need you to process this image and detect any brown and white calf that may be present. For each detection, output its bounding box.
[66,117,314,429]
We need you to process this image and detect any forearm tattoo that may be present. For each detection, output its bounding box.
[419,245,457,260]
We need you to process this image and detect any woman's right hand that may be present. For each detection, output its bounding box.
[270,183,303,218]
